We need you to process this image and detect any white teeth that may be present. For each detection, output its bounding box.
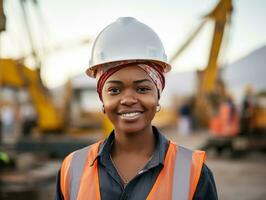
[121,112,141,117]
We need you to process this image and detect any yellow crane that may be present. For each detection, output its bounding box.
[170,0,233,126]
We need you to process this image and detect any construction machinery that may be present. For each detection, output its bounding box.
[0,57,107,156]
[0,58,104,134]
[0,59,64,133]
[170,0,233,127]
[170,0,266,156]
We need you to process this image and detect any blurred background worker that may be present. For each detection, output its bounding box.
[20,102,37,136]
[177,97,192,136]
[240,85,257,136]
[209,93,239,137]
[0,102,15,143]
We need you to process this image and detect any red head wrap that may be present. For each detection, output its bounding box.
[95,61,165,101]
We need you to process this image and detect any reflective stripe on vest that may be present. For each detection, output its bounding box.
[69,146,91,200]
[172,146,193,200]
[61,141,205,200]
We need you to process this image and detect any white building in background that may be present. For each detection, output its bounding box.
[223,45,266,104]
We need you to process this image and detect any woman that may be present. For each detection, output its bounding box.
[55,17,217,200]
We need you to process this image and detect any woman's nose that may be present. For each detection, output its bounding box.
[120,92,138,105]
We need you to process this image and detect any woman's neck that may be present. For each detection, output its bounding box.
[112,126,156,157]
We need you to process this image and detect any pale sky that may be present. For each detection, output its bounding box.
[2,0,266,88]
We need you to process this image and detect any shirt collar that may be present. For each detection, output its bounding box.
[145,126,169,169]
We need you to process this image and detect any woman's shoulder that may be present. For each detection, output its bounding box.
[62,140,102,164]
[168,141,206,155]
[194,164,218,199]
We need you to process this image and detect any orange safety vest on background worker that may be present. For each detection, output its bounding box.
[210,102,239,137]
[60,141,205,200]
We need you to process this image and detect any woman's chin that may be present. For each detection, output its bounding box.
[115,123,148,134]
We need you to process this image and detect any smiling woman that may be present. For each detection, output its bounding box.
[55,17,218,200]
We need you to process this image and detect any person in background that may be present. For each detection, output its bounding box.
[0,102,15,143]
[240,85,256,136]
[20,102,37,136]
[209,93,239,137]
[220,94,239,137]
[177,97,192,136]
[55,17,217,200]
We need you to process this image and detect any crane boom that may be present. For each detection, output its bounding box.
[201,0,233,93]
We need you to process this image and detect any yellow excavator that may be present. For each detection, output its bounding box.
[0,58,108,136]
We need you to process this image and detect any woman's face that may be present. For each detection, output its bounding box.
[101,65,159,134]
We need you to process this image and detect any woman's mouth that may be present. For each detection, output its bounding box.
[119,111,142,120]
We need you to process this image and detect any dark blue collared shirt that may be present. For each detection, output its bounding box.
[55,126,218,200]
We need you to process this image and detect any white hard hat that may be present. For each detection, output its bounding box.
[86,17,171,78]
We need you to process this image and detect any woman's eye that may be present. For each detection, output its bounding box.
[108,88,120,94]
[137,87,151,93]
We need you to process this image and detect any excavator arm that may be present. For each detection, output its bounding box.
[0,59,63,132]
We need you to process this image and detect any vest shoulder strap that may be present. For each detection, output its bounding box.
[173,143,206,200]
[147,142,205,200]
[69,145,92,200]
[172,145,193,200]
[189,150,206,199]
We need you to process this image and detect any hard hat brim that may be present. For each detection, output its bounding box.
[86,59,171,78]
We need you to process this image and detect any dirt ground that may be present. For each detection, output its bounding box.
[164,127,266,200]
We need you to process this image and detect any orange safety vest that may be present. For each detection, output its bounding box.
[210,103,239,137]
[60,141,205,200]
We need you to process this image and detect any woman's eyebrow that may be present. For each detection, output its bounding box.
[105,80,123,85]
[133,79,153,84]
